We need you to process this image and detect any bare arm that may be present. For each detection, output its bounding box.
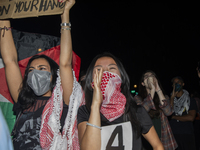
[59,0,75,105]
[170,85,179,107]
[172,110,196,122]
[142,126,164,150]
[0,20,22,103]
[147,77,165,105]
[78,69,103,150]
[159,96,174,116]
[154,77,165,105]
[156,90,165,105]
[78,106,101,150]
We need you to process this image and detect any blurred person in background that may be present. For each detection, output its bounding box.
[169,76,197,150]
[135,70,177,150]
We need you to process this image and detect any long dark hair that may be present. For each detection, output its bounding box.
[138,70,166,118]
[84,52,141,138]
[18,55,59,110]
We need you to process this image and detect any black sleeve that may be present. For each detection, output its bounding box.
[189,97,198,111]
[136,106,153,134]
[77,105,90,125]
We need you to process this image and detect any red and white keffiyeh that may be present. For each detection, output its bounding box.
[99,71,126,122]
[40,70,84,150]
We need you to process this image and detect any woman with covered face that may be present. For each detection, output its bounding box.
[169,76,197,150]
[135,70,178,150]
[0,0,81,149]
[77,54,164,150]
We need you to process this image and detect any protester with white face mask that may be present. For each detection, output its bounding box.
[27,69,52,96]
[0,0,81,149]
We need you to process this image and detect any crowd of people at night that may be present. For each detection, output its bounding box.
[0,0,200,150]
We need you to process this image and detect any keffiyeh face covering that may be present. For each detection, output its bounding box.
[93,71,126,122]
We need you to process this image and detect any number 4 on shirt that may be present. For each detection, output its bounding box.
[101,122,133,150]
[106,125,124,150]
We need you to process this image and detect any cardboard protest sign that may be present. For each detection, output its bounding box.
[0,0,65,19]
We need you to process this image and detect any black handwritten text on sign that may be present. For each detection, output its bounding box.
[0,0,66,19]
[14,0,65,14]
[0,4,10,16]
[14,0,39,13]
[101,122,133,150]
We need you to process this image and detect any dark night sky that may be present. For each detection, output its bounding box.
[11,1,200,95]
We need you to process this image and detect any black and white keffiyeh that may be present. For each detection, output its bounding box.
[174,89,190,116]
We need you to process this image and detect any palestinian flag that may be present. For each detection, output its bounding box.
[0,29,81,133]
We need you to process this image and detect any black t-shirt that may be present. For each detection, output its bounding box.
[12,96,68,150]
[169,97,198,135]
[77,105,153,150]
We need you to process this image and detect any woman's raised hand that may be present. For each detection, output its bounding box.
[147,76,156,91]
[60,0,75,27]
[171,84,178,98]
[92,68,103,108]
[154,77,161,92]
[60,0,75,13]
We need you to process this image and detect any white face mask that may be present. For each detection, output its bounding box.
[27,69,51,96]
